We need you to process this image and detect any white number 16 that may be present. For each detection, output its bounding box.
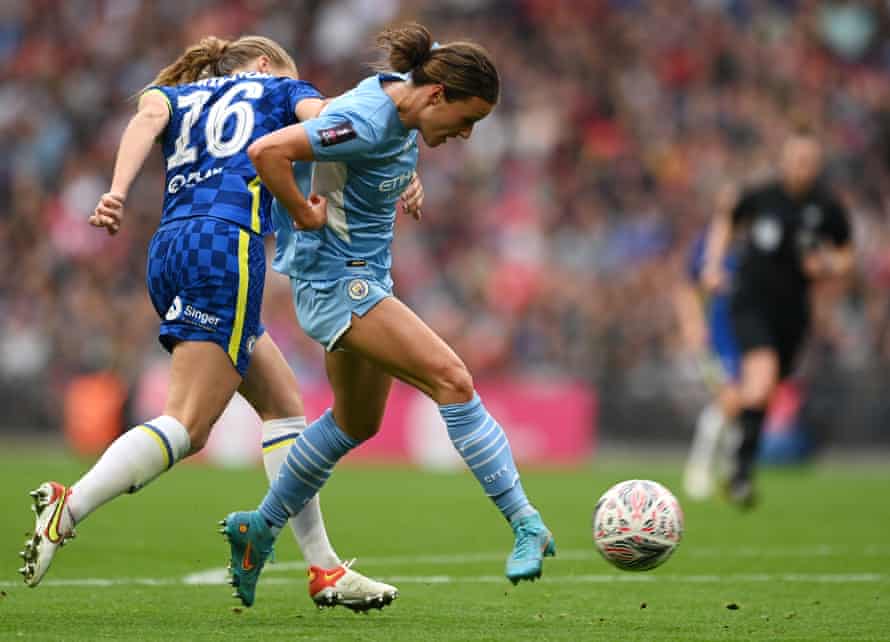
[166,81,264,170]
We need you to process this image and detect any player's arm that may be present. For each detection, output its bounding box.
[251,108,380,229]
[700,184,739,292]
[248,124,326,230]
[803,199,854,279]
[673,280,707,354]
[399,172,423,221]
[295,98,327,122]
[802,243,853,280]
[290,98,416,219]
[293,94,423,220]
[90,90,170,235]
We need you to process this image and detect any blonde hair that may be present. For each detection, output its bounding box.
[374,23,499,105]
[149,35,297,87]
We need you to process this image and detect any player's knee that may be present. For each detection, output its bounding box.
[163,409,213,453]
[431,359,475,403]
[184,424,213,453]
[739,382,772,409]
[719,387,741,416]
[251,394,304,423]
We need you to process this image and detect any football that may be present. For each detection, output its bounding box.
[592,479,683,571]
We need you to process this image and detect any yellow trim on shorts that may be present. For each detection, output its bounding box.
[227,230,250,365]
[262,438,296,454]
[248,176,262,234]
[137,425,171,469]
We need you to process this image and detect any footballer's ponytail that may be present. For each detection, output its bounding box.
[150,36,231,86]
[374,22,499,105]
[148,35,297,87]
[375,23,434,73]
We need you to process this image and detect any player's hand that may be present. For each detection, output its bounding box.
[802,248,833,279]
[89,192,125,236]
[294,193,328,229]
[399,172,423,221]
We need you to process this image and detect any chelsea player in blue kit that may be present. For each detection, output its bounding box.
[221,23,555,608]
[681,191,744,501]
[22,35,406,610]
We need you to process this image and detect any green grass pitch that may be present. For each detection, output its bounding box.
[0,448,887,641]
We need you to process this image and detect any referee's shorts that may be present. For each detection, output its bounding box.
[730,295,808,378]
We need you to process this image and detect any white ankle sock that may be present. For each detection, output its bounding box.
[262,417,340,568]
[68,415,190,523]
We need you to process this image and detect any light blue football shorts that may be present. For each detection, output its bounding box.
[291,276,392,351]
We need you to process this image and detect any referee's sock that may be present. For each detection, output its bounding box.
[735,408,766,483]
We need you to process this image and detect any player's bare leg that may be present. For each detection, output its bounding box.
[21,342,237,586]
[728,348,779,507]
[238,334,398,610]
[339,299,555,583]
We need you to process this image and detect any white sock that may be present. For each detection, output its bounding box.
[717,419,742,480]
[690,403,725,463]
[684,403,726,499]
[68,416,190,523]
[262,417,340,568]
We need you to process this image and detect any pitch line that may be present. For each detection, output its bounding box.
[3,547,886,589]
[0,571,884,589]
[181,544,890,584]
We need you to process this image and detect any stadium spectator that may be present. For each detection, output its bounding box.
[2,1,888,446]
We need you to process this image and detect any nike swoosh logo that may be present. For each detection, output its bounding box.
[46,487,68,544]
[241,541,255,571]
[323,571,343,583]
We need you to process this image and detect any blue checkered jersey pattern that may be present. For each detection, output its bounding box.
[146,73,321,235]
[272,74,419,285]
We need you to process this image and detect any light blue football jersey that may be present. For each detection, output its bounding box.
[147,73,321,235]
[272,74,419,286]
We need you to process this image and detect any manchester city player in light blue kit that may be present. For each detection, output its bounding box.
[222,23,555,608]
[22,35,408,609]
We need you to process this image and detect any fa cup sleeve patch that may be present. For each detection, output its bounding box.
[319,122,357,147]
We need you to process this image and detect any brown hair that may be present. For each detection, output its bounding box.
[149,35,297,87]
[375,23,499,105]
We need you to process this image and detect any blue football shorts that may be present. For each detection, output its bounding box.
[291,276,392,351]
[707,295,741,382]
[146,217,266,376]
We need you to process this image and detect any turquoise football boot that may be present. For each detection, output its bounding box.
[219,511,276,606]
[505,512,556,584]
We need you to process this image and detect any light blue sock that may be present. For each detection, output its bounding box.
[440,393,535,523]
[259,409,360,529]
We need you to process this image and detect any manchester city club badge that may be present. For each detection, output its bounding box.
[347,279,369,301]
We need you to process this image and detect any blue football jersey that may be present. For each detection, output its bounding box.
[686,228,738,283]
[146,73,321,235]
[272,74,419,285]
[687,228,741,379]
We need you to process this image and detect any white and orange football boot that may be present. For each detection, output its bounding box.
[20,482,76,586]
[308,559,398,612]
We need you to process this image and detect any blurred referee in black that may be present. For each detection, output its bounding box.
[701,129,854,506]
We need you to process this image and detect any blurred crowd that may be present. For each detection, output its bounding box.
[3,0,890,441]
